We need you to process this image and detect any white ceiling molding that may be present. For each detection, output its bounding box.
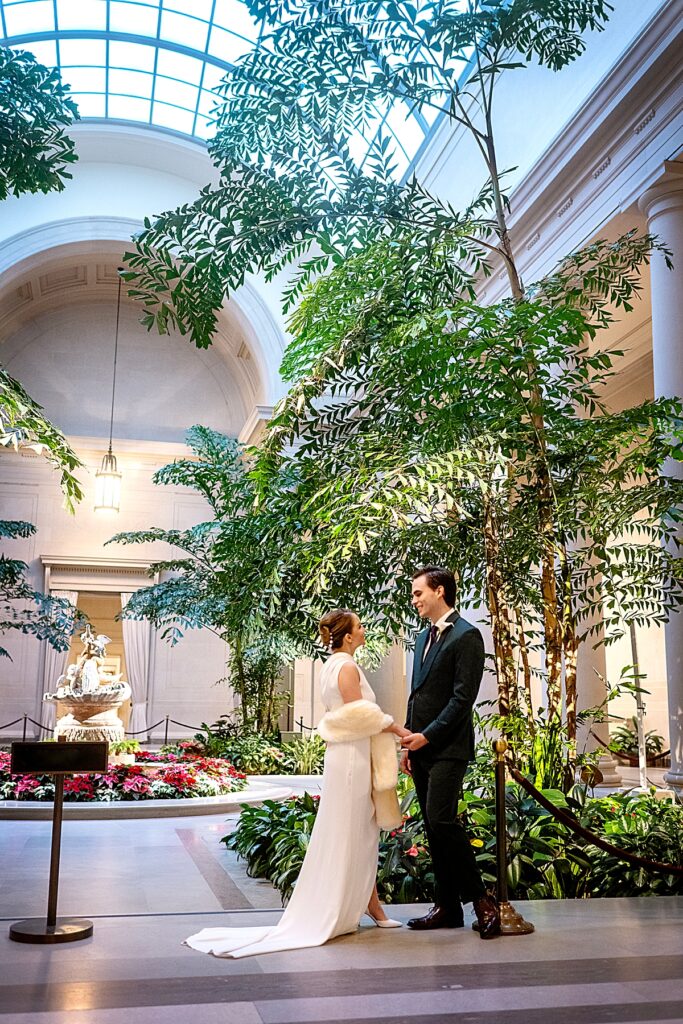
[238,404,275,445]
[486,0,683,295]
[41,554,157,594]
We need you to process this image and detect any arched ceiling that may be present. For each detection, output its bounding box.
[0,245,264,441]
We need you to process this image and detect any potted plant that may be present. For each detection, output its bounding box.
[108,739,141,766]
[610,717,667,767]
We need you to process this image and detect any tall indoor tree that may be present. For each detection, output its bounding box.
[251,233,683,741]
[123,1,683,749]
[0,45,82,656]
[108,426,301,733]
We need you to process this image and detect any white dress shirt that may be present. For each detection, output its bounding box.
[422,609,455,660]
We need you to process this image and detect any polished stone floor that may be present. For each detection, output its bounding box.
[1,810,682,1024]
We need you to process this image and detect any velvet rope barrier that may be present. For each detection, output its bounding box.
[506,761,683,877]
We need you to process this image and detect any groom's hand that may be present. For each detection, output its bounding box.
[401,732,429,752]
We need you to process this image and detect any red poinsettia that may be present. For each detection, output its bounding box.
[14,776,41,797]
[160,766,196,790]
[64,776,95,799]
[121,774,152,796]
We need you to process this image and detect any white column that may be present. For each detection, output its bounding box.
[639,162,683,788]
[365,645,408,725]
[576,622,622,787]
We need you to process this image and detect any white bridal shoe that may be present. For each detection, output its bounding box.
[367,913,402,928]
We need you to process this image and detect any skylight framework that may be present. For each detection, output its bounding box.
[0,0,438,174]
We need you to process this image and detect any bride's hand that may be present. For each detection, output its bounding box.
[392,725,412,740]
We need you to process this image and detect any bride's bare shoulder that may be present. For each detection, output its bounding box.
[337,659,362,702]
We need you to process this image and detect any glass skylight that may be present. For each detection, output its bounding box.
[0,0,436,175]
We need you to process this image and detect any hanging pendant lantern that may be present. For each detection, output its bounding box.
[95,270,124,513]
[94,447,122,512]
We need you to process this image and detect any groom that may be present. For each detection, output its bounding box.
[401,566,501,939]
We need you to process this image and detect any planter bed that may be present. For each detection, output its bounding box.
[0,778,295,819]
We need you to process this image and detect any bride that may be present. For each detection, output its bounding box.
[185,608,409,958]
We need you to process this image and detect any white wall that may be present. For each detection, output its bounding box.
[415,0,671,210]
[2,301,248,443]
[0,440,233,740]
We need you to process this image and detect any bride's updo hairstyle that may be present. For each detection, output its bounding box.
[319,608,356,651]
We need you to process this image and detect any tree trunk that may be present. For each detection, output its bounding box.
[539,502,563,716]
[558,541,579,752]
[482,496,516,717]
[514,609,535,733]
[232,636,249,731]
[484,129,524,302]
[484,120,563,719]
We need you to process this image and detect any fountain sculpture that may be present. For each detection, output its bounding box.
[44,625,131,742]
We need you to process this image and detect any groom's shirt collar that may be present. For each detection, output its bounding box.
[434,609,456,635]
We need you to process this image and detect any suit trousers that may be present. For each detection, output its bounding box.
[411,756,486,914]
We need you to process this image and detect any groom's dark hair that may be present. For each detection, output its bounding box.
[412,565,457,607]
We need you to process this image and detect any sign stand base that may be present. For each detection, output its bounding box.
[8,741,107,947]
[9,918,94,944]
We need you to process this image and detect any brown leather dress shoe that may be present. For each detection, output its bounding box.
[472,894,501,939]
[406,905,464,930]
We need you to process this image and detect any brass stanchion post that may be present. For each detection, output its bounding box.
[493,739,535,935]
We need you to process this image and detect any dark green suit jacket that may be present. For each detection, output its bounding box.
[405,611,485,761]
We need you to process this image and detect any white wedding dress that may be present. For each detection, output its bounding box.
[185,652,381,958]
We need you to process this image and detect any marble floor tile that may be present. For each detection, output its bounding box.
[1,814,682,1024]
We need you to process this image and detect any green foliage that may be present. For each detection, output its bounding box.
[0,49,84,661]
[580,792,683,895]
[0,54,82,509]
[280,733,325,775]
[225,781,683,904]
[0,51,83,520]
[0,520,82,659]
[0,45,78,201]
[610,716,666,759]
[123,0,683,764]
[192,717,325,774]
[375,775,435,904]
[124,0,612,346]
[108,426,301,733]
[224,793,321,899]
[1,367,83,511]
[108,740,141,755]
[203,731,286,774]
[475,701,609,793]
[246,231,683,726]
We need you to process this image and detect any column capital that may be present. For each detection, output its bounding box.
[238,404,274,445]
[639,160,683,221]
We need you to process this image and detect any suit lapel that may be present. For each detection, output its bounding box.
[414,612,460,690]
[412,630,428,689]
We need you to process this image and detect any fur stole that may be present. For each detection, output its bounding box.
[317,699,402,829]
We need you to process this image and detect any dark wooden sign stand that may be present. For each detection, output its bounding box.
[9,737,108,944]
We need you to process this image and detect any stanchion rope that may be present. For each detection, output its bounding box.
[13,715,312,739]
[589,727,670,762]
[506,761,683,877]
[168,718,204,731]
[124,720,165,736]
[26,717,52,731]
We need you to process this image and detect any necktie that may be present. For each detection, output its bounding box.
[423,624,439,661]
